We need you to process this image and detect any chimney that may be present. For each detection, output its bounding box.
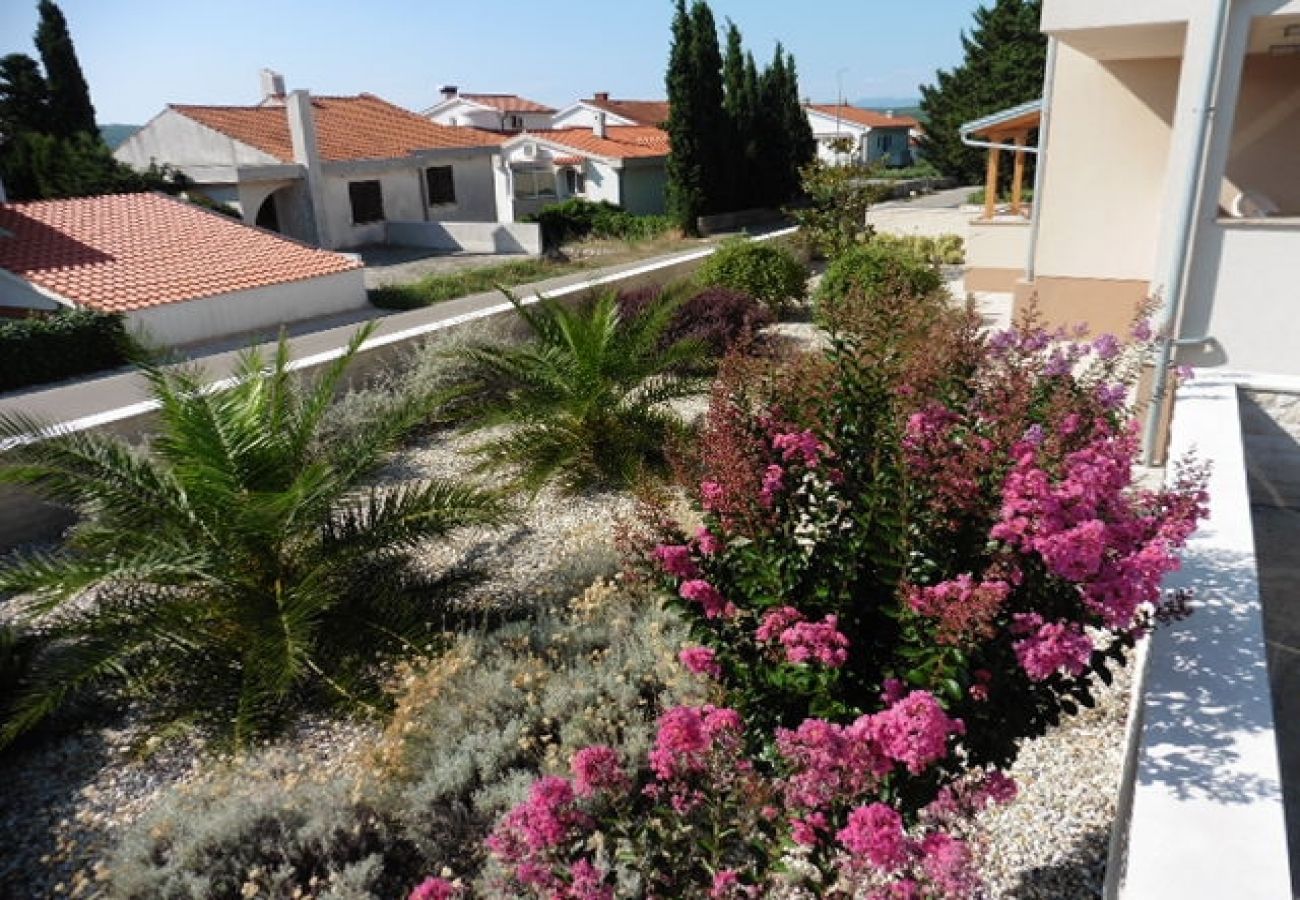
[593,110,607,139]
[285,90,330,247]
[440,84,459,101]
[260,68,285,103]
[594,92,609,103]
[885,109,895,118]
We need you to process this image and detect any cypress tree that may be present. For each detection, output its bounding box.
[665,0,704,233]
[781,50,816,185]
[0,53,51,140]
[721,22,752,210]
[34,0,97,139]
[755,47,792,207]
[688,0,726,215]
[919,0,1045,182]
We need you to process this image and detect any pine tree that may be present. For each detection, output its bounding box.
[919,0,1046,182]
[665,0,704,233]
[33,0,97,138]
[0,53,51,139]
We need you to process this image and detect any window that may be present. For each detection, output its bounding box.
[426,166,456,205]
[564,167,585,195]
[504,114,524,131]
[513,167,557,200]
[348,180,384,224]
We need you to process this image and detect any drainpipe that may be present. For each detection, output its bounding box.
[1141,0,1233,467]
[1025,37,1059,282]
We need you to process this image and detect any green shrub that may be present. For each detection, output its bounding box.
[438,290,710,494]
[965,186,1034,206]
[873,232,966,266]
[107,581,705,898]
[0,308,132,392]
[814,241,945,329]
[695,238,808,315]
[527,198,675,249]
[0,325,508,749]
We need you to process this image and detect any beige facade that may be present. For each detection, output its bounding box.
[1004,0,1300,379]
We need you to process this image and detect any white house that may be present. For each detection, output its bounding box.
[493,118,670,222]
[116,71,505,250]
[423,86,556,133]
[0,192,366,347]
[804,103,917,167]
[550,94,671,130]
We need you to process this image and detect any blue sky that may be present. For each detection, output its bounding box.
[0,1,988,124]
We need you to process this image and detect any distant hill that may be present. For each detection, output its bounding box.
[100,124,140,149]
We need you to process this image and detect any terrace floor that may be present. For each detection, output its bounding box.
[1241,389,1300,896]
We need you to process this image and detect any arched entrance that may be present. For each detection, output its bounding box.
[255,193,281,232]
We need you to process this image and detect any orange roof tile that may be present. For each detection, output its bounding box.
[527,126,670,160]
[583,98,671,127]
[808,104,920,130]
[173,93,503,163]
[460,93,555,114]
[0,193,361,314]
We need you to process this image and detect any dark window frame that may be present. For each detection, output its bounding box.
[348,179,385,224]
[425,165,457,206]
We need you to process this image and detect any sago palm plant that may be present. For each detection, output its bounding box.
[0,326,507,747]
[441,289,711,494]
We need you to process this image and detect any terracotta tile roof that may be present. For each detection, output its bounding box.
[460,93,556,114]
[808,104,920,130]
[551,155,584,166]
[0,193,361,314]
[528,126,670,160]
[172,93,504,163]
[582,98,671,127]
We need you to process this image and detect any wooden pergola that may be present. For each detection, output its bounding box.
[961,101,1043,221]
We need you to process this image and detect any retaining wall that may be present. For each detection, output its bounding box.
[386,220,542,256]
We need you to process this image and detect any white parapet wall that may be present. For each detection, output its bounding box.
[386,221,542,256]
[126,268,368,348]
[1107,377,1291,899]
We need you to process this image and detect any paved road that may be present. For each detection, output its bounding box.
[875,185,976,210]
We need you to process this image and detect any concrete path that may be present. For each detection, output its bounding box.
[356,245,523,289]
[874,185,975,210]
[868,186,979,239]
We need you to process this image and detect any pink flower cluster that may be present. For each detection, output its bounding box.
[834,802,980,897]
[992,420,1206,654]
[907,574,1010,644]
[486,776,589,859]
[646,705,748,814]
[678,645,722,679]
[772,429,826,467]
[755,607,850,667]
[570,745,630,798]
[1011,614,1094,680]
[409,877,460,900]
[838,803,909,869]
[652,543,699,579]
[759,464,785,508]
[776,690,963,821]
[679,579,737,619]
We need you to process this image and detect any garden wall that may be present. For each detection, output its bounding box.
[1105,376,1291,899]
[386,221,542,256]
[0,230,795,552]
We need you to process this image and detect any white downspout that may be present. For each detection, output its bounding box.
[1141,0,1233,467]
[1025,37,1059,283]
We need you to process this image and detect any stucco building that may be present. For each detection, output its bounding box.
[804,104,917,167]
[423,87,556,132]
[116,72,505,250]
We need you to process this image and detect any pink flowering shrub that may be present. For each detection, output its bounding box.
[446,306,1206,898]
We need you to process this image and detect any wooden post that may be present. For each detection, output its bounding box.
[1011,130,1027,216]
[984,144,1001,220]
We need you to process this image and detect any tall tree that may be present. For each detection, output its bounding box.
[918,0,1046,182]
[33,0,97,138]
[665,0,705,233]
[721,21,757,210]
[688,0,726,215]
[780,49,816,184]
[0,53,50,139]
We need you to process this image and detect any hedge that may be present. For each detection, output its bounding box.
[0,308,132,392]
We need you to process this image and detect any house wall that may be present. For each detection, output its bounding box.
[965,220,1032,293]
[386,220,542,255]
[115,109,281,169]
[125,268,367,348]
[429,102,551,132]
[619,163,668,216]
[318,154,497,249]
[551,105,635,129]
